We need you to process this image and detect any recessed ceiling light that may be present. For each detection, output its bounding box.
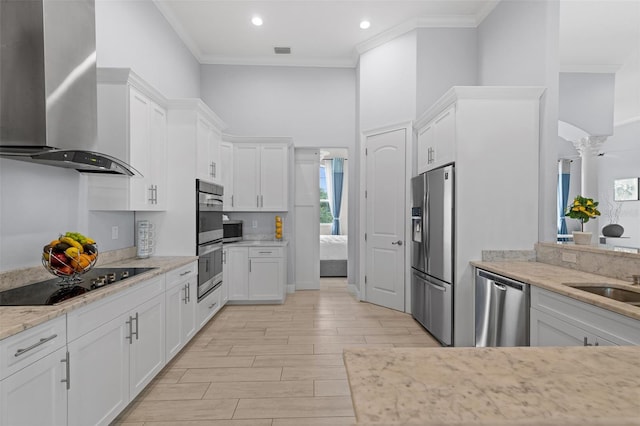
[251,16,263,26]
[360,20,371,30]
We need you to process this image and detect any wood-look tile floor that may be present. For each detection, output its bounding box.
[113,278,441,426]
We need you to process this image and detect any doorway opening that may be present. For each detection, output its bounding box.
[319,148,349,279]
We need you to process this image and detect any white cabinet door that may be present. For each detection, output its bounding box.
[129,292,165,399]
[210,128,221,184]
[68,314,130,426]
[431,105,455,169]
[165,278,196,362]
[233,144,261,210]
[148,102,168,210]
[530,308,617,347]
[260,144,288,211]
[0,347,68,426]
[417,123,434,175]
[197,117,213,182]
[227,247,249,301]
[220,141,234,209]
[249,257,284,301]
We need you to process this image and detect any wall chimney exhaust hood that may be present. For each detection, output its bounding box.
[0,0,139,176]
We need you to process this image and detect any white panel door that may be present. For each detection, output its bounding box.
[365,128,406,311]
[249,258,283,300]
[129,293,165,400]
[0,347,68,426]
[233,144,260,210]
[294,149,320,290]
[227,247,249,300]
[220,141,234,208]
[260,144,288,210]
[68,314,130,426]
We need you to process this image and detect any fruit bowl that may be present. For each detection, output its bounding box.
[42,232,98,281]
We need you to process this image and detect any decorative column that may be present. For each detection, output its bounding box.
[572,135,607,234]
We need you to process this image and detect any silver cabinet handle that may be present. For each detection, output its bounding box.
[249,259,252,272]
[126,316,133,344]
[257,195,260,208]
[391,240,403,246]
[213,162,216,178]
[180,270,192,276]
[223,251,227,264]
[186,283,191,303]
[14,334,58,357]
[208,302,218,310]
[231,195,234,207]
[259,251,273,254]
[182,284,188,304]
[60,351,70,390]
[133,312,139,341]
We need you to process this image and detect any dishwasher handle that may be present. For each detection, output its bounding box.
[478,270,526,292]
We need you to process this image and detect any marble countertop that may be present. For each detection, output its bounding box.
[344,346,640,425]
[471,261,640,321]
[224,239,289,247]
[0,256,196,341]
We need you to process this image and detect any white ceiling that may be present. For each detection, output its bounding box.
[153,0,639,121]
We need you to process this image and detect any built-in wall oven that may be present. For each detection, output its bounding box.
[196,179,223,300]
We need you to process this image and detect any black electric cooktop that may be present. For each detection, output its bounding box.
[0,267,157,306]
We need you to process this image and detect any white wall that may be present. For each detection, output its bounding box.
[95,0,201,98]
[559,72,615,136]
[0,1,200,272]
[477,0,560,244]
[416,28,478,117]
[598,121,640,248]
[200,65,355,148]
[359,31,417,132]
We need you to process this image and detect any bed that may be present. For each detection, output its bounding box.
[320,235,348,277]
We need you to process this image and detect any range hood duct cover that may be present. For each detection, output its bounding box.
[0,0,138,176]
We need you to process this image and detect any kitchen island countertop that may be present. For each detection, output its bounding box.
[0,256,196,341]
[344,346,640,425]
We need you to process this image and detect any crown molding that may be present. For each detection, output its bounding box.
[199,54,356,69]
[615,115,640,127]
[153,0,205,63]
[559,64,623,73]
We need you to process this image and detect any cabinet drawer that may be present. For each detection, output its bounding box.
[68,275,165,342]
[198,286,221,329]
[531,287,640,345]
[248,247,283,258]
[1,315,66,380]
[166,261,197,286]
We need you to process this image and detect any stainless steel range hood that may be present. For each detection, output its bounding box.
[0,0,138,176]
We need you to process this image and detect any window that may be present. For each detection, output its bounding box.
[320,166,333,224]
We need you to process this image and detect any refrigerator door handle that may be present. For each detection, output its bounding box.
[424,177,430,272]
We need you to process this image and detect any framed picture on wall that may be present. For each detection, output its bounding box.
[614,178,639,201]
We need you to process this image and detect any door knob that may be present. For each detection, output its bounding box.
[392,240,403,246]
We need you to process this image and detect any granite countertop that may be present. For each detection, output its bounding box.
[471,261,640,321]
[0,256,196,341]
[344,346,640,425]
[225,239,289,247]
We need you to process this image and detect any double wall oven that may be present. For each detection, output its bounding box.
[196,179,223,301]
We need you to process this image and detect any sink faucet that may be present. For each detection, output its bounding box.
[632,275,640,286]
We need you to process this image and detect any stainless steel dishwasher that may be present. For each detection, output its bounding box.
[475,269,530,347]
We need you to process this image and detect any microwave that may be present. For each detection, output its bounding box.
[223,220,243,242]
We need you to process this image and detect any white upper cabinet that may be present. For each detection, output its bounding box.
[417,104,455,173]
[220,141,234,209]
[88,68,168,211]
[196,114,223,184]
[229,137,291,212]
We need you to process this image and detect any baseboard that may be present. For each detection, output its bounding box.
[287,284,296,293]
[347,283,360,300]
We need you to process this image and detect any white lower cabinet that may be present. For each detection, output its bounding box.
[0,346,68,426]
[165,262,197,361]
[530,287,640,346]
[227,246,286,303]
[66,275,165,426]
[198,285,222,330]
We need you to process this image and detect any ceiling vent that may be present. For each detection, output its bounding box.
[274,47,291,54]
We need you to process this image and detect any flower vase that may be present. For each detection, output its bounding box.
[572,231,592,245]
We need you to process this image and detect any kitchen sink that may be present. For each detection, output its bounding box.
[566,284,640,306]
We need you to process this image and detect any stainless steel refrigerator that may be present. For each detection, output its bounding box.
[410,164,454,346]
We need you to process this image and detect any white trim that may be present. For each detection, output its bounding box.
[287,284,296,294]
[615,116,640,127]
[153,0,204,63]
[415,86,546,129]
[166,98,227,130]
[558,120,590,143]
[347,283,360,301]
[559,64,623,74]
[200,55,357,69]
[475,1,501,25]
[222,134,293,146]
[96,67,168,107]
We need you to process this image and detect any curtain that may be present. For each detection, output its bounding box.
[331,158,344,235]
[324,160,334,223]
[558,159,571,235]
